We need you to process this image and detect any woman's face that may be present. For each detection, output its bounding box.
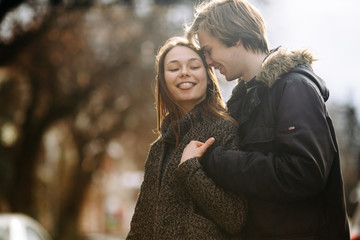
[164,46,208,114]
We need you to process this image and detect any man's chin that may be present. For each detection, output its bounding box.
[225,76,238,82]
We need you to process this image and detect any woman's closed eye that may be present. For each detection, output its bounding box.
[190,66,201,70]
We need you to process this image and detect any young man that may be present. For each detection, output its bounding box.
[181,0,350,239]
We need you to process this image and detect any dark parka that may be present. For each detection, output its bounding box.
[126,105,247,240]
[201,47,350,240]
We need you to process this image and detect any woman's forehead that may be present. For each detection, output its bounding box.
[165,46,202,64]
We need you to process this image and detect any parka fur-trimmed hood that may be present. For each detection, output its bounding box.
[227,46,329,121]
[256,47,316,88]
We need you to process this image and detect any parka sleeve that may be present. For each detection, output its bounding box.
[201,75,337,202]
[175,132,247,234]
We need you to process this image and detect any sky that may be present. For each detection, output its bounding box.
[249,0,360,112]
[213,0,360,119]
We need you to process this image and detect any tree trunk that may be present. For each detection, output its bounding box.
[54,153,104,240]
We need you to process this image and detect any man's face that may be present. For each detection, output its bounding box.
[197,29,245,81]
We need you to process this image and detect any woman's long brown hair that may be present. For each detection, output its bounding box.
[155,36,236,147]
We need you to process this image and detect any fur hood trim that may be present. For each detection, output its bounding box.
[256,47,316,88]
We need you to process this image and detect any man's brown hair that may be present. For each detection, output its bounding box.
[186,0,269,54]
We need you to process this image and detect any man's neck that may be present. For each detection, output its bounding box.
[242,52,267,82]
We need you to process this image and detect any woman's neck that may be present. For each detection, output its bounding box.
[179,104,195,117]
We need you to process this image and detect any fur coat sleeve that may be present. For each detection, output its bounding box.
[175,117,247,234]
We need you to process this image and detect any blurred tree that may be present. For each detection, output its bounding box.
[0,0,186,239]
[329,103,360,218]
[0,0,26,21]
[342,105,360,216]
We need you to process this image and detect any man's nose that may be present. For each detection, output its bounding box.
[205,55,213,66]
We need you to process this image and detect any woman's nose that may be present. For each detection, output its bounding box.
[180,66,189,77]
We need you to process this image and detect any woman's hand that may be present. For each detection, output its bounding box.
[179,137,215,165]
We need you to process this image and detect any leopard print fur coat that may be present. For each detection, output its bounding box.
[126,105,247,240]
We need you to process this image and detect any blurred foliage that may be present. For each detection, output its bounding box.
[0,0,194,239]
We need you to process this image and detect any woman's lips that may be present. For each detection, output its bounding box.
[178,82,195,90]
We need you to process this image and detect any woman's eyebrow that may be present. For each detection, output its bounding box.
[189,58,201,62]
[166,58,201,65]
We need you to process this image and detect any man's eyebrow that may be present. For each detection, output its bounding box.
[200,46,209,52]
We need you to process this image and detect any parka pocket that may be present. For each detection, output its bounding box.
[240,127,275,147]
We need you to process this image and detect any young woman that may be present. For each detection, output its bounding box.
[126,37,247,240]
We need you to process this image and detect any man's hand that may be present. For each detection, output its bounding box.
[179,137,215,165]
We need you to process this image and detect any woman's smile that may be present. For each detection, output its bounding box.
[177,82,196,90]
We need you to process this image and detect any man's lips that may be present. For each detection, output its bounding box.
[215,65,224,74]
